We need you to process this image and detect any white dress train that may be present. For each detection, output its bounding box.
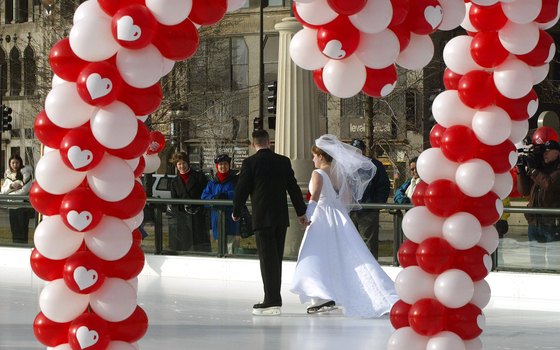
[291,169,399,318]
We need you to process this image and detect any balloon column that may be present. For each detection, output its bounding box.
[289,0,467,98]
[389,1,558,350]
[30,0,245,349]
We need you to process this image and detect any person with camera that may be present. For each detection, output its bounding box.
[517,139,560,268]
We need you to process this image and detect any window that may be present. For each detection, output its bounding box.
[16,0,29,23]
[5,0,13,24]
[10,47,22,96]
[24,45,36,95]
[0,50,7,96]
[232,38,248,90]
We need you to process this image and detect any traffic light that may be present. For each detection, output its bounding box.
[1,105,12,132]
[266,81,277,114]
[253,117,263,131]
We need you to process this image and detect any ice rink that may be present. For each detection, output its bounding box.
[1,247,560,350]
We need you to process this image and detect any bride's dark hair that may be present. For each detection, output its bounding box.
[311,145,333,163]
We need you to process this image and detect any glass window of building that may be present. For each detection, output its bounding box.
[9,47,22,96]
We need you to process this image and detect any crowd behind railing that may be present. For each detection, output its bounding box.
[1,195,559,273]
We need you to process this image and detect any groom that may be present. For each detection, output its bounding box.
[232,129,307,315]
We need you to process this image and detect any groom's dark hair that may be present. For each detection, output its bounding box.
[252,129,270,147]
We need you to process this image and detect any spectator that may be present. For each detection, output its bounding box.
[394,157,420,204]
[1,154,33,244]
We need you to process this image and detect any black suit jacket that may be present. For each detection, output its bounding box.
[170,170,208,214]
[233,148,306,231]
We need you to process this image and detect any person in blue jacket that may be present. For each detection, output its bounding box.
[394,157,420,204]
[202,154,240,253]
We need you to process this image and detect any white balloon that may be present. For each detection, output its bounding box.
[45,82,96,129]
[143,153,161,173]
[85,216,133,261]
[443,212,482,250]
[294,0,338,26]
[162,57,175,76]
[455,159,495,197]
[396,33,434,70]
[498,21,539,55]
[73,0,108,24]
[471,0,499,4]
[426,331,467,350]
[509,119,529,144]
[289,28,329,71]
[443,35,482,74]
[501,0,541,24]
[137,115,149,123]
[439,0,467,31]
[34,216,84,260]
[356,30,400,69]
[402,206,445,243]
[387,327,429,350]
[465,338,483,350]
[432,90,476,128]
[460,2,477,33]
[227,0,247,12]
[537,4,560,29]
[322,56,366,98]
[48,345,72,350]
[90,278,137,322]
[478,225,500,254]
[127,277,139,294]
[107,341,138,350]
[39,279,90,323]
[530,63,550,84]
[117,45,164,89]
[51,74,67,88]
[417,148,459,184]
[35,151,86,195]
[492,171,514,199]
[91,101,138,149]
[434,269,474,308]
[471,279,491,309]
[87,154,135,202]
[349,0,392,34]
[493,58,534,99]
[472,106,512,146]
[145,0,193,26]
[395,266,436,304]
[69,16,119,61]
[124,210,144,230]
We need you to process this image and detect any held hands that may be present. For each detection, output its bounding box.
[298,215,310,226]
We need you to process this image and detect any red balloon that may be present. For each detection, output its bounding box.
[462,191,501,226]
[153,18,199,61]
[34,110,70,149]
[390,300,411,329]
[469,3,507,32]
[60,187,104,232]
[454,245,491,281]
[68,313,110,350]
[403,0,442,35]
[429,124,446,148]
[33,312,70,347]
[536,0,559,23]
[49,38,88,82]
[389,24,411,52]
[424,179,464,217]
[517,30,555,67]
[470,31,509,69]
[60,126,105,172]
[107,306,148,342]
[76,62,124,107]
[458,70,496,109]
[317,16,360,60]
[327,0,367,15]
[118,82,163,116]
[101,180,147,219]
[132,228,143,245]
[29,182,64,216]
[146,131,166,155]
[440,125,479,163]
[446,303,483,340]
[495,89,538,121]
[111,5,157,49]
[476,140,516,173]
[443,68,462,90]
[107,120,151,159]
[30,248,66,281]
[532,126,559,144]
[362,65,398,98]
[411,181,428,206]
[416,237,455,274]
[408,298,446,336]
[63,251,106,294]
[98,0,144,16]
[389,0,410,27]
[313,69,328,93]
[189,0,227,26]
[398,239,419,267]
[105,244,145,280]
[134,156,146,178]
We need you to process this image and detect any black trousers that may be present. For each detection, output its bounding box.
[254,226,287,305]
[9,208,30,244]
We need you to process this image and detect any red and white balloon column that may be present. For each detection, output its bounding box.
[389,1,558,349]
[29,0,243,349]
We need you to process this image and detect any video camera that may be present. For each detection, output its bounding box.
[517,143,545,169]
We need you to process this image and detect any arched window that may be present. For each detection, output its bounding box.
[10,47,22,96]
[0,49,7,96]
[24,45,36,95]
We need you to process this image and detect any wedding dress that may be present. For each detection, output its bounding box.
[290,169,399,318]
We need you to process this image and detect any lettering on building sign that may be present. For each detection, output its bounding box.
[350,122,366,133]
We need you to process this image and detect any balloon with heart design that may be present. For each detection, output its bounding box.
[446,303,484,340]
[68,313,110,350]
[317,16,360,60]
[111,4,158,49]
[362,64,398,98]
[76,62,123,107]
[63,251,106,294]
[146,131,166,155]
[60,126,105,172]
[516,29,555,67]
[403,0,443,35]
[33,312,71,348]
[476,139,517,174]
[59,187,103,232]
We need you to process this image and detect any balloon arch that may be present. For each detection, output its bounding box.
[28,0,557,349]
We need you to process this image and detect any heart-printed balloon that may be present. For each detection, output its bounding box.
[77,62,123,107]
[68,312,110,350]
[73,266,99,290]
[60,187,103,232]
[404,0,442,35]
[322,40,346,59]
[63,251,106,294]
[67,210,93,232]
[76,326,99,348]
[117,15,142,41]
[111,4,157,49]
[67,146,94,170]
[86,73,113,100]
[317,16,360,60]
[60,126,104,172]
[424,5,443,29]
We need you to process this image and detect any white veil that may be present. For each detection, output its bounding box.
[315,134,376,210]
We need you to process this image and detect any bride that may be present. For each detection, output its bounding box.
[291,134,398,318]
